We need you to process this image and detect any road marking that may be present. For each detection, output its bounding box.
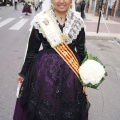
[9,19,29,30]
[0,18,15,28]
[19,15,25,18]
[29,27,32,31]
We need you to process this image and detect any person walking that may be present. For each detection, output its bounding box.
[80,0,86,19]
[22,0,32,15]
[34,0,39,11]
[39,0,43,9]
[14,0,18,10]
[13,0,89,120]
[76,0,86,19]
[75,0,81,13]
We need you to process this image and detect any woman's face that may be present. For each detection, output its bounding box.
[51,0,72,13]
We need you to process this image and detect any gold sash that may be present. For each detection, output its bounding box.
[36,11,87,94]
[37,11,80,78]
[55,43,79,78]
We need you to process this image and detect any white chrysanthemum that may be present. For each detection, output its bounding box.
[79,60,105,85]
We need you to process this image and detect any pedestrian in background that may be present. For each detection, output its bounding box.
[75,0,81,13]
[34,0,39,11]
[80,0,86,19]
[76,0,86,19]
[22,0,32,15]
[39,0,43,9]
[14,0,18,10]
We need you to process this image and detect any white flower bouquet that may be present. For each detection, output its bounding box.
[79,54,107,89]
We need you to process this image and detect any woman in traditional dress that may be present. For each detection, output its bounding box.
[13,0,89,119]
[22,0,32,15]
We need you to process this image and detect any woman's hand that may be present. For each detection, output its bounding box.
[83,87,88,99]
[17,75,24,83]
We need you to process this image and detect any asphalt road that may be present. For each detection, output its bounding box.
[0,3,120,120]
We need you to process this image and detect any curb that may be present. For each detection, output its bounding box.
[86,32,120,41]
[86,35,113,40]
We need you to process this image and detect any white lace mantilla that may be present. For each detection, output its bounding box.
[31,9,86,44]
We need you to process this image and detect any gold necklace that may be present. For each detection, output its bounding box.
[60,16,63,21]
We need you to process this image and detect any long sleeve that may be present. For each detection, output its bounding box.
[19,27,42,78]
[76,28,87,62]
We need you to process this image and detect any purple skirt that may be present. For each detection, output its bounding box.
[13,50,89,120]
[22,3,32,13]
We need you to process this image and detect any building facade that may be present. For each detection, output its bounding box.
[86,0,120,18]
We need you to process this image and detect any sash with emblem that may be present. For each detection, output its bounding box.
[36,11,80,78]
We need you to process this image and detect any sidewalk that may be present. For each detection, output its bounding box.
[84,13,120,40]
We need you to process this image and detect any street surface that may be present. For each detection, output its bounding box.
[0,3,120,120]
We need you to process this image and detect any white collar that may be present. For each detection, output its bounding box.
[32,9,86,44]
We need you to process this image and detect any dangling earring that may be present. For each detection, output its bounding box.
[51,4,54,10]
[70,4,72,9]
[50,0,54,10]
